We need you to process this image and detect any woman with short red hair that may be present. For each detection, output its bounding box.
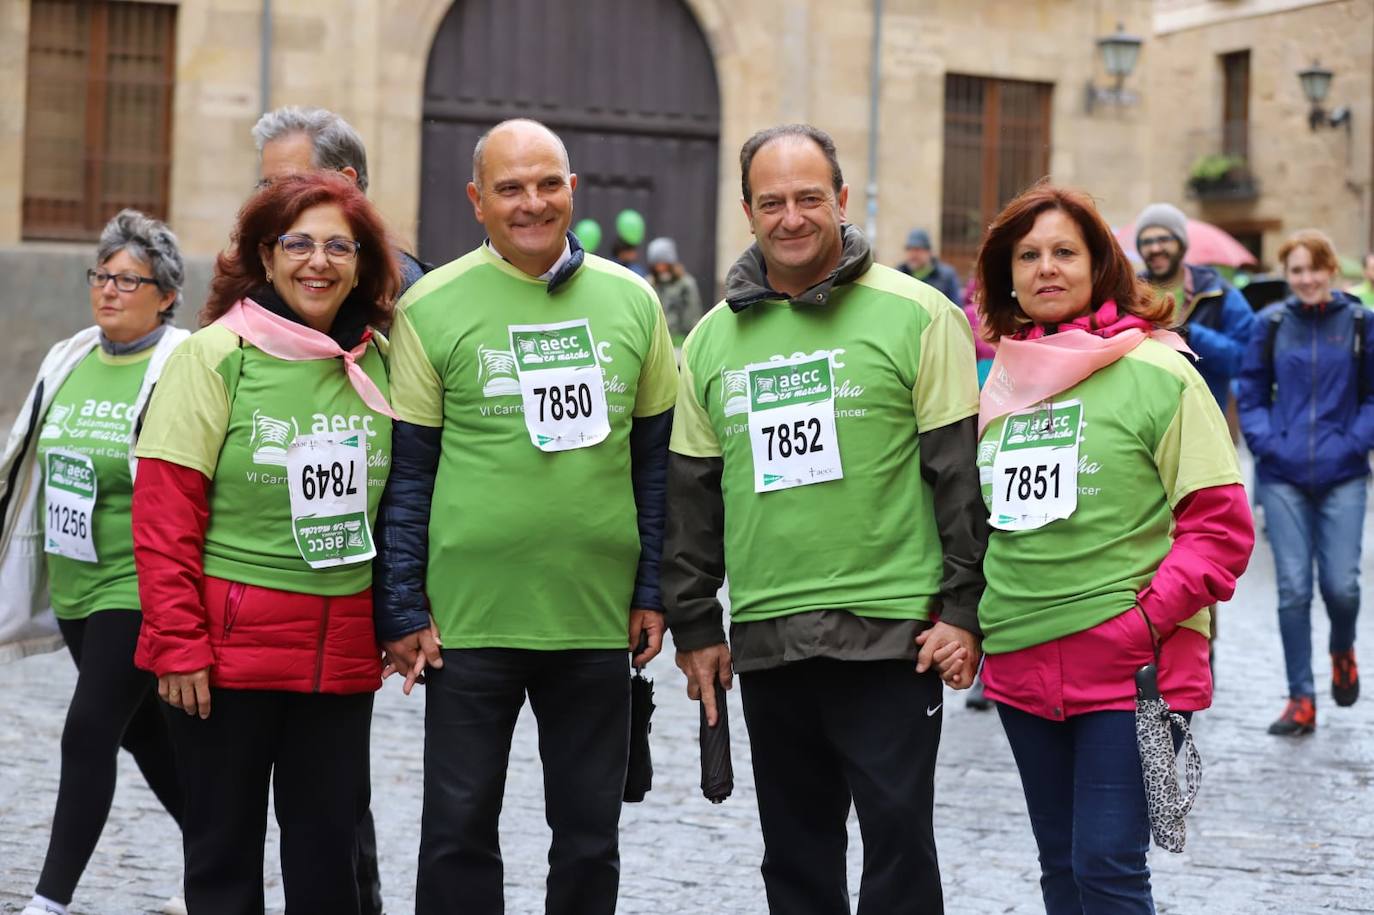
[947,184,1254,913]
[132,172,400,913]
[1238,229,1374,736]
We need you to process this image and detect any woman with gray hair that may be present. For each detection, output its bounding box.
[0,209,190,915]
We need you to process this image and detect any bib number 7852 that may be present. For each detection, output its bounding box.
[761,417,824,460]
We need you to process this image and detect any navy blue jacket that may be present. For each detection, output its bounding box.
[1237,291,1374,491]
[371,236,672,642]
[897,258,961,305]
[1143,264,1255,408]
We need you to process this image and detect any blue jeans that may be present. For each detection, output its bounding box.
[998,706,1159,915]
[1257,476,1366,699]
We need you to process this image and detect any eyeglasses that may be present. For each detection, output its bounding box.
[87,269,159,292]
[1138,234,1178,251]
[277,234,361,262]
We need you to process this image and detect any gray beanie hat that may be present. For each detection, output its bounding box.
[905,228,932,250]
[1135,203,1189,251]
[646,237,678,265]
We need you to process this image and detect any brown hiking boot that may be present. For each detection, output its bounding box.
[1332,650,1359,707]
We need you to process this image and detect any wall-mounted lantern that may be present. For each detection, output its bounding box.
[1085,23,1143,114]
[1298,60,1351,131]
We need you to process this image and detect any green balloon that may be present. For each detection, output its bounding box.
[615,209,646,247]
[574,218,602,253]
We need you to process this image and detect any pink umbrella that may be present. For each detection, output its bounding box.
[1115,219,1258,268]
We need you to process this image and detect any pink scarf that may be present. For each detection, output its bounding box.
[978,301,1191,435]
[215,299,398,420]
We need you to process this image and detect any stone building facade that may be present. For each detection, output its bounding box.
[1147,0,1373,267]
[0,0,1368,392]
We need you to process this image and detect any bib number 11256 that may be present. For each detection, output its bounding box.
[44,449,98,563]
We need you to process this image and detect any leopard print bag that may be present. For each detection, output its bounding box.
[1135,662,1202,853]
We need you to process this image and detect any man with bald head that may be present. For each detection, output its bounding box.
[374,119,678,913]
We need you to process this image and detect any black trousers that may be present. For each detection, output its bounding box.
[37,611,183,904]
[740,659,945,915]
[417,649,629,915]
[164,688,374,915]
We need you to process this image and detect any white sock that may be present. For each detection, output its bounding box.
[27,895,69,915]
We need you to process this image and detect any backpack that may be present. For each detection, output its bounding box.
[1264,306,1366,400]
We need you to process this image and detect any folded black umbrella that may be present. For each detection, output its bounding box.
[624,647,655,803]
[699,681,733,804]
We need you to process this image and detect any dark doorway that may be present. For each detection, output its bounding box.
[420,0,721,294]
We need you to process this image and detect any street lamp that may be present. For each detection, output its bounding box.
[1299,60,1351,131]
[1085,23,1143,114]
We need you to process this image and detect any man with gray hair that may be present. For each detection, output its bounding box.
[250,105,407,915]
[252,105,427,292]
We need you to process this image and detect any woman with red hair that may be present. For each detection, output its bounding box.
[946,184,1254,913]
[131,172,400,912]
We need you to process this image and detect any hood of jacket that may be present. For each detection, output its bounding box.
[1280,287,1361,317]
[725,224,874,312]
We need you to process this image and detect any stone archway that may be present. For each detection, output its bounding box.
[418,0,722,289]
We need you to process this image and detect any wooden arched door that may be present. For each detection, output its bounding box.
[419,0,721,292]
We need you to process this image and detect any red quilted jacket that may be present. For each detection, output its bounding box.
[132,457,380,694]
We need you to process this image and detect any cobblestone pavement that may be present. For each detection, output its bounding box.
[4,488,1374,913]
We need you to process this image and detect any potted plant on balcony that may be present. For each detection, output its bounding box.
[1187,154,1258,200]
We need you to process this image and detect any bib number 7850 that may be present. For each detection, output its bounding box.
[532,383,594,421]
[761,417,824,460]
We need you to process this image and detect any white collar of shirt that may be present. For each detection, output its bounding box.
[486,238,573,282]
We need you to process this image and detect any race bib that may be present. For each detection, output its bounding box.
[285,433,375,569]
[44,449,98,562]
[990,400,1082,531]
[509,319,610,452]
[746,354,844,492]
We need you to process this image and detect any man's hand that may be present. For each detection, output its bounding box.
[629,609,665,668]
[915,621,981,690]
[382,613,444,695]
[675,643,733,727]
[159,668,212,719]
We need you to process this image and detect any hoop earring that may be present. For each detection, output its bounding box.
[266,270,273,283]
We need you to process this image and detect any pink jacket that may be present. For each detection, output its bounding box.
[979,306,1256,719]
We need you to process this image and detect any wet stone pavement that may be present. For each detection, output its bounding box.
[3,488,1373,913]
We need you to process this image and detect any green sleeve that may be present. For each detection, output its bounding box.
[912,295,980,432]
[668,338,721,458]
[388,303,445,428]
[134,342,232,479]
[633,302,679,417]
[1153,370,1242,507]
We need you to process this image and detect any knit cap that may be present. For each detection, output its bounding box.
[646,237,678,265]
[1135,203,1189,251]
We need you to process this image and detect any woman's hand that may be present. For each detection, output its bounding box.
[159,669,212,719]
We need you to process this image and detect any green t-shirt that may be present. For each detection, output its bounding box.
[38,347,151,617]
[135,324,392,595]
[388,246,678,649]
[976,339,1241,654]
[670,263,980,624]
